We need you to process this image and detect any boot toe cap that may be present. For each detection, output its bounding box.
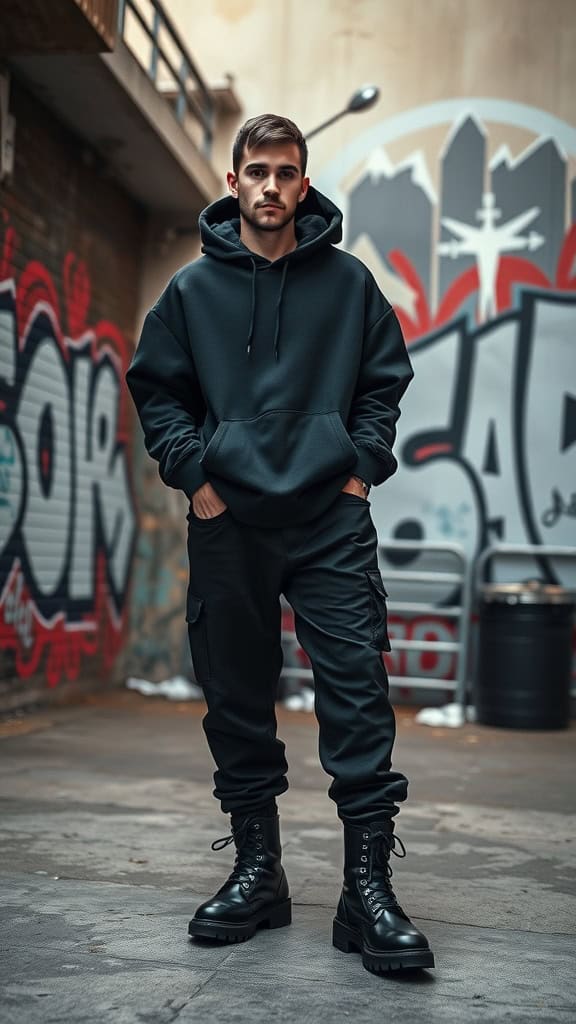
[192,893,247,924]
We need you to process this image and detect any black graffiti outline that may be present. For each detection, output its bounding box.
[514,288,576,582]
[400,315,490,567]
[541,487,576,529]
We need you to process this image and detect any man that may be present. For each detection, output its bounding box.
[126,114,435,975]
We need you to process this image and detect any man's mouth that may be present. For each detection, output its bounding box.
[258,203,284,210]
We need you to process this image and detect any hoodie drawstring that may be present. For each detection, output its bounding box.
[273,262,289,362]
[246,258,257,357]
[246,259,289,361]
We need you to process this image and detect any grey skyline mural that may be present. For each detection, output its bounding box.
[491,138,566,281]
[437,116,486,299]
[345,116,574,315]
[346,150,434,300]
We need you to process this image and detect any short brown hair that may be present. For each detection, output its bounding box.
[232,114,308,175]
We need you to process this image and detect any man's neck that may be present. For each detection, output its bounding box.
[240,219,298,263]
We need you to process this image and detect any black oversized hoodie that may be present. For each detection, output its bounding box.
[126,186,414,528]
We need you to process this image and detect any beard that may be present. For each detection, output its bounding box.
[238,192,297,233]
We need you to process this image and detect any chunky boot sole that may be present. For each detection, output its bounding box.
[332,917,435,973]
[188,898,292,943]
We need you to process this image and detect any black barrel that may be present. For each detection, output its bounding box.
[475,581,575,730]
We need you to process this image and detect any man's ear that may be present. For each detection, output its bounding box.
[298,176,310,202]
[226,171,238,197]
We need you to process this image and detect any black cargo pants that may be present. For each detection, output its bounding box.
[185,491,408,824]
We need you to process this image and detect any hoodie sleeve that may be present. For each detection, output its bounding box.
[348,278,414,487]
[125,287,208,498]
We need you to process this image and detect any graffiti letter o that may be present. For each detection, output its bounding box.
[17,338,71,596]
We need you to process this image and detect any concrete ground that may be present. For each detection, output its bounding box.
[0,691,575,1024]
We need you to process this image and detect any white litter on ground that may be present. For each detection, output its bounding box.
[415,702,476,727]
[282,687,315,712]
[126,676,204,701]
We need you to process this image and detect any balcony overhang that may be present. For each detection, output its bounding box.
[8,37,223,220]
[0,0,118,55]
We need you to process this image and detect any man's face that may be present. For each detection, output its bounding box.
[227,142,309,232]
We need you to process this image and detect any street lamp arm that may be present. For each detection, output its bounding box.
[304,85,380,141]
[305,108,348,140]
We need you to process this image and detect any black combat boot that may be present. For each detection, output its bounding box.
[333,820,435,973]
[188,812,291,943]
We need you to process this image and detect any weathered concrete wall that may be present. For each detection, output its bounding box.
[169,0,576,176]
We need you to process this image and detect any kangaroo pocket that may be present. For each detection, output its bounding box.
[199,409,357,496]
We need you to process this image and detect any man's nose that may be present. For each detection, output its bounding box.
[263,176,280,194]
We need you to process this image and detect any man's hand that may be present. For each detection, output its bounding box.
[341,475,369,498]
[191,481,228,519]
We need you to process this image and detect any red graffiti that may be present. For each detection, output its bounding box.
[393,229,576,343]
[0,208,16,280]
[63,252,92,339]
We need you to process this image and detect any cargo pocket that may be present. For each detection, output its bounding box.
[366,569,392,652]
[186,592,211,683]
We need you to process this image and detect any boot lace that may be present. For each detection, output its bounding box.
[210,820,265,890]
[361,829,409,918]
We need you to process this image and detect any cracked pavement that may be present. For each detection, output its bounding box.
[0,691,575,1022]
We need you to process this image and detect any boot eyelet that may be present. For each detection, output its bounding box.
[363,833,369,840]
[253,823,261,829]
[372,907,378,914]
[360,867,366,874]
[256,843,263,849]
[362,844,368,850]
[360,855,367,862]
[256,855,263,861]
[360,880,367,886]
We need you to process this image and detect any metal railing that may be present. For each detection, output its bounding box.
[280,540,474,709]
[117,0,214,156]
[378,540,473,706]
[279,540,576,711]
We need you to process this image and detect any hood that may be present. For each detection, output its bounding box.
[198,185,343,266]
[197,186,342,361]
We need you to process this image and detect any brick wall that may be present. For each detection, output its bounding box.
[0,75,144,710]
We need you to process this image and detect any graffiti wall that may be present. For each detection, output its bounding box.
[0,74,149,708]
[318,99,576,686]
[0,212,137,696]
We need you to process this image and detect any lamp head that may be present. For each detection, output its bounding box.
[347,84,380,113]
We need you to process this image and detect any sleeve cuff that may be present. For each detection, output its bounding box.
[166,454,208,498]
[354,445,397,487]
